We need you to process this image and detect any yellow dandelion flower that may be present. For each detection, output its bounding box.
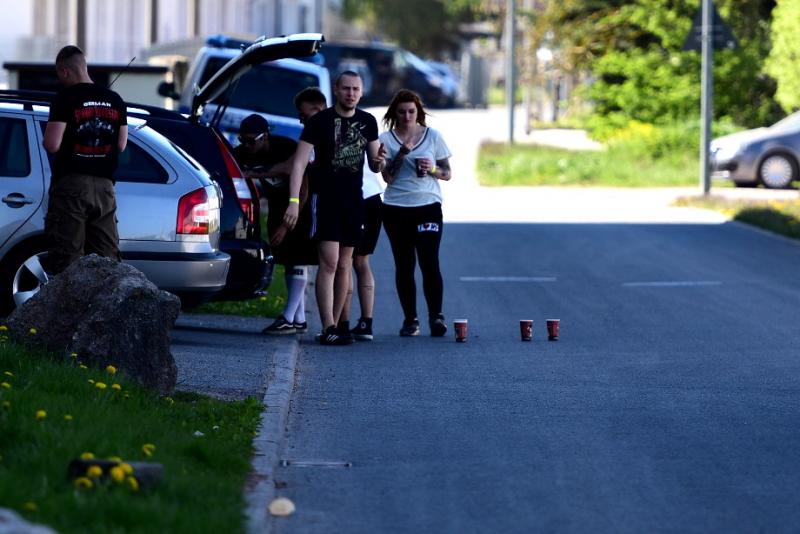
[29,328,37,335]
[95,382,107,390]
[79,364,88,370]
[119,463,134,475]
[142,443,156,457]
[105,365,117,375]
[110,466,125,483]
[164,397,174,405]
[2,401,10,409]
[0,325,7,331]
[111,384,121,391]
[80,452,94,460]
[107,456,122,462]
[74,477,93,490]
[126,476,140,492]
[70,352,78,359]
[86,465,103,478]
[3,371,12,377]
[22,502,37,513]
[1,382,10,389]
[35,410,46,420]
[64,414,73,421]
[88,379,95,385]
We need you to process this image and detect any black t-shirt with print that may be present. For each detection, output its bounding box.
[299,107,378,198]
[49,83,127,180]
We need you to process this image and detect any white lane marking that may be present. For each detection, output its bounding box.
[622,281,722,287]
[460,276,557,282]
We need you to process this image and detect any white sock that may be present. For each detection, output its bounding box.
[282,265,307,324]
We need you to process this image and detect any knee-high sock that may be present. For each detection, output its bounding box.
[282,265,308,323]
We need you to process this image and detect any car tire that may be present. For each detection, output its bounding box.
[758,153,797,189]
[0,244,47,317]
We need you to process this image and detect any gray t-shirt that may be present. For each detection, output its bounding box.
[379,127,452,207]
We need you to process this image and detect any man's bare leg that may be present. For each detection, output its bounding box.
[332,246,354,326]
[353,254,375,320]
[316,240,340,330]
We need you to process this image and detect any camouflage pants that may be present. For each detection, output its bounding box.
[44,173,120,275]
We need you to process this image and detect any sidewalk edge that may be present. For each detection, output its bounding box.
[245,337,299,534]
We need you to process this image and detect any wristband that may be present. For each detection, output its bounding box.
[429,165,437,175]
[289,197,300,204]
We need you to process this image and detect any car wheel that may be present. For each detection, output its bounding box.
[758,153,797,189]
[11,251,49,310]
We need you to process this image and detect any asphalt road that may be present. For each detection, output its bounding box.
[269,220,800,533]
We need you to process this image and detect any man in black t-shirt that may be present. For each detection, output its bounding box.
[232,113,317,336]
[43,45,128,275]
[282,71,386,345]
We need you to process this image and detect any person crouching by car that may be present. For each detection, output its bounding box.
[232,113,317,335]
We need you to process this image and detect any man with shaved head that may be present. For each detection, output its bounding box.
[43,45,128,275]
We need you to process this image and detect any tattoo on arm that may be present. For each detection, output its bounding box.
[436,158,451,180]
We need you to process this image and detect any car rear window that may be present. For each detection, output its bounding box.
[201,58,319,118]
[115,142,169,184]
[0,117,31,177]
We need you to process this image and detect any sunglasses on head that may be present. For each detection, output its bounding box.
[238,132,265,146]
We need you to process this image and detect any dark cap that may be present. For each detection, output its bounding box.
[239,114,270,135]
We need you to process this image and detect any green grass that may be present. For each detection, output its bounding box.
[675,196,800,239]
[192,264,287,318]
[0,339,262,533]
[477,142,699,187]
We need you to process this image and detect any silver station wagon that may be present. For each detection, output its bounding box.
[0,94,231,314]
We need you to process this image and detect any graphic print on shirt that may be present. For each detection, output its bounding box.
[73,100,120,158]
[333,118,368,173]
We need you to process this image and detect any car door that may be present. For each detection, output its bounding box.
[0,111,45,250]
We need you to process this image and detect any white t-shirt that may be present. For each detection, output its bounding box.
[379,127,451,207]
[362,160,384,199]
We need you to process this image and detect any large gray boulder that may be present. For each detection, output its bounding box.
[0,508,57,534]
[7,254,181,395]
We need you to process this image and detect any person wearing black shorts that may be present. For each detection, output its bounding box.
[282,71,387,345]
[338,166,383,341]
[232,114,317,335]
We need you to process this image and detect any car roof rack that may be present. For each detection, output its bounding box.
[0,89,189,120]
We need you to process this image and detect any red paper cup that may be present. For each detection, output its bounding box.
[414,158,427,177]
[454,319,468,342]
[520,319,533,341]
[546,319,560,341]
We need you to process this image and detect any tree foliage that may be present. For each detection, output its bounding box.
[764,0,800,112]
[541,0,780,128]
[340,0,487,57]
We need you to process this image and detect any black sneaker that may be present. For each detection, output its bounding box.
[319,325,354,346]
[293,321,308,333]
[429,314,447,337]
[261,316,296,335]
[399,318,420,337]
[351,318,373,341]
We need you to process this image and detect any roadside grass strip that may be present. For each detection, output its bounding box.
[0,334,261,534]
[194,264,288,318]
[674,196,800,240]
[477,142,698,187]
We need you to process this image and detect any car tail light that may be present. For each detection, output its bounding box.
[177,188,210,235]
[215,134,257,224]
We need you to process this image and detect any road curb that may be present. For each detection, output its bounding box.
[245,336,299,534]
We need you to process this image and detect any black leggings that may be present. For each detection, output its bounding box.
[382,202,444,322]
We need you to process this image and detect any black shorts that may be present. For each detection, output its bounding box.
[310,192,363,247]
[355,194,382,256]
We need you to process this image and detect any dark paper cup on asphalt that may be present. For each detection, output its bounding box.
[546,319,560,341]
[414,158,427,177]
[520,319,533,341]
[454,319,468,342]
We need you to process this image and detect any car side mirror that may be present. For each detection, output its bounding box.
[158,81,179,100]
